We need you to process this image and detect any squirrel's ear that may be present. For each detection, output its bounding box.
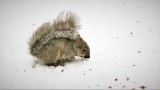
[76,34,80,38]
[76,34,82,43]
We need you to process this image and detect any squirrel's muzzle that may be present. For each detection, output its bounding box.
[84,55,90,58]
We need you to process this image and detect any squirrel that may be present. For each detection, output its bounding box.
[28,12,90,66]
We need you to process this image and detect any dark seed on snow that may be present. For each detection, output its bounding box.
[115,78,118,81]
[109,86,112,88]
[139,86,146,89]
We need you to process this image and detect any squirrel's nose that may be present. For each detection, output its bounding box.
[84,55,90,58]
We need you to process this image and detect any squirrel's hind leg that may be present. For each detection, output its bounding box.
[47,56,75,66]
[45,49,63,66]
[58,55,75,65]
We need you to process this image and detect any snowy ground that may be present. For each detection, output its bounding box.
[0,0,160,89]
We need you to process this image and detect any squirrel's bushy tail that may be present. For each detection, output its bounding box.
[28,11,80,56]
[53,11,80,31]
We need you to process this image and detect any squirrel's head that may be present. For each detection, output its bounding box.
[75,34,90,59]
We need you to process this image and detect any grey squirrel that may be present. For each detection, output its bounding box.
[28,12,90,66]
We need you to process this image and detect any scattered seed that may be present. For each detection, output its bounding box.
[109,86,112,88]
[138,51,141,53]
[133,65,135,66]
[137,21,139,23]
[139,86,146,89]
[127,78,130,81]
[122,86,126,88]
[115,78,118,81]
[83,73,85,76]
[61,69,64,72]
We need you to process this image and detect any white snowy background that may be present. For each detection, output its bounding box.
[0,0,160,89]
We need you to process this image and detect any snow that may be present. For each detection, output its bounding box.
[0,0,160,89]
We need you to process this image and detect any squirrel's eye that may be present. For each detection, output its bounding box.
[83,49,86,52]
